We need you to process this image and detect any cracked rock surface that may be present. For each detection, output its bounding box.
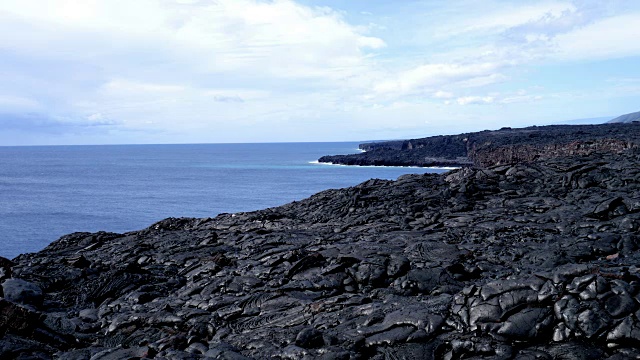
[2,147,640,358]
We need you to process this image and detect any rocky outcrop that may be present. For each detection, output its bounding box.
[2,146,640,358]
[319,134,471,167]
[319,122,640,168]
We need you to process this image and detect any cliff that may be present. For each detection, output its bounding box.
[319,122,640,168]
[1,126,640,359]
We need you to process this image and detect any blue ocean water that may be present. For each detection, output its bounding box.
[0,142,448,259]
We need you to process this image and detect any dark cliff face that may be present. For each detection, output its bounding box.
[320,123,640,168]
[2,146,640,358]
[466,124,640,167]
[470,138,637,166]
[319,134,472,167]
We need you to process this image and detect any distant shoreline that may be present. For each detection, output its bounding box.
[317,122,640,168]
[308,160,459,170]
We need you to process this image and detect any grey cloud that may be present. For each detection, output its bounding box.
[213,95,244,103]
[0,113,119,134]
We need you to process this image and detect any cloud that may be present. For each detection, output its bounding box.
[498,2,584,41]
[452,1,577,35]
[212,95,244,103]
[203,89,269,101]
[0,113,118,133]
[552,13,640,61]
[455,90,543,106]
[393,1,640,81]
[101,79,186,95]
[0,0,384,80]
[500,94,543,104]
[0,0,639,144]
[373,62,502,95]
[433,91,454,99]
[481,5,640,64]
[457,73,509,88]
[456,96,495,105]
[367,1,640,109]
[0,95,41,111]
[0,0,390,140]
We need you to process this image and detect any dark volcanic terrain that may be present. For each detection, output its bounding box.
[318,122,640,168]
[2,123,640,359]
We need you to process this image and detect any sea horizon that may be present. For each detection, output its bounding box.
[0,139,383,148]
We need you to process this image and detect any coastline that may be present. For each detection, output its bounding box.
[308,159,459,170]
[2,124,640,358]
[318,122,640,168]
[0,142,427,259]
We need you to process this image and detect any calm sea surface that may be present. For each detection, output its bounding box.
[0,142,448,259]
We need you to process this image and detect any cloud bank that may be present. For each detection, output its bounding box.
[0,0,639,145]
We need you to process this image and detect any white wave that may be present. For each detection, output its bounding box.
[309,160,458,170]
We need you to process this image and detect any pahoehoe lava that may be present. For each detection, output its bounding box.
[2,122,640,359]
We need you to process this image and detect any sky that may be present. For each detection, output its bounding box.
[1,0,639,145]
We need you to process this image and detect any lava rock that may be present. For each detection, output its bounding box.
[1,279,43,307]
[0,299,41,335]
[4,125,640,358]
[295,328,324,348]
[0,256,12,282]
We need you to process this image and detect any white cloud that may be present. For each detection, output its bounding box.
[393,1,640,84]
[373,62,501,95]
[87,113,103,121]
[0,0,384,80]
[0,94,41,111]
[455,89,543,106]
[457,73,508,88]
[432,1,577,40]
[0,0,639,144]
[202,89,270,101]
[0,0,390,138]
[483,2,574,29]
[456,96,495,105]
[552,13,640,61]
[500,94,543,104]
[367,1,640,110]
[102,79,186,95]
[433,91,454,99]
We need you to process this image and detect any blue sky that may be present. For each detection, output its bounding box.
[1,0,639,145]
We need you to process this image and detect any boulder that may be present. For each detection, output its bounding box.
[2,279,43,307]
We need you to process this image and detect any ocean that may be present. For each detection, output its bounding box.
[0,142,449,259]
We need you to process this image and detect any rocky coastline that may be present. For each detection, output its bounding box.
[318,123,640,168]
[2,123,640,359]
